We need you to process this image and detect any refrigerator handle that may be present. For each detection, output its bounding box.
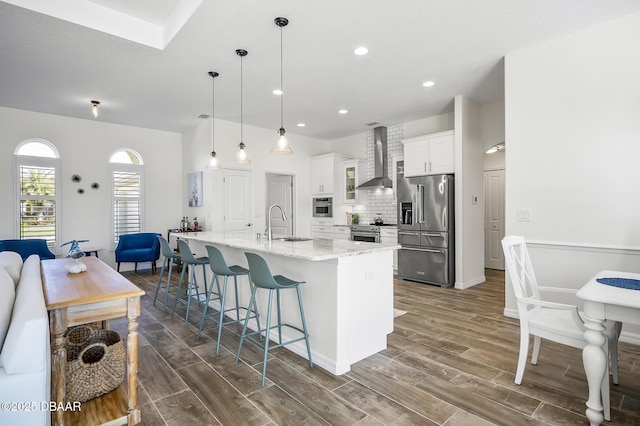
[417,184,425,223]
[442,206,447,230]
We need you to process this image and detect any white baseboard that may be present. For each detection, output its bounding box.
[455,275,486,290]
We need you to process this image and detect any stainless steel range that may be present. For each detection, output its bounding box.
[350,224,380,243]
[350,223,396,243]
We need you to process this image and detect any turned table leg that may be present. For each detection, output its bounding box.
[50,308,68,426]
[126,296,141,425]
[582,312,607,426]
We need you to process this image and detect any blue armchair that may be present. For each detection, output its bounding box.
[0,239,56,260]
[115,233,161,273]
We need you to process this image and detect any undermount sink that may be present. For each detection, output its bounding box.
[276,236,313,242]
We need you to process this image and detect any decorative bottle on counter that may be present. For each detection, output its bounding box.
[193,217,199,230]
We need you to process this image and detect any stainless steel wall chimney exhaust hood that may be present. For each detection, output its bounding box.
[357,126,393,189]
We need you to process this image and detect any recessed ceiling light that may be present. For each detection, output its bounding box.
[422,81,435,87]
[354,46,368,56]
[297,123,306,127]
[273,89,283,95]
[338,109,348,114]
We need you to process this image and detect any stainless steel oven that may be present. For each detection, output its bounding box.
[350,225,381,243]
[313,197,333,217]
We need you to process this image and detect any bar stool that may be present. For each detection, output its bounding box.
[153,236,181,312]
[171,239,209,327]
[236,252,312,385]
[198,245,261,353]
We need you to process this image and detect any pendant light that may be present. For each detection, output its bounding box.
[234,49,251,164]
[205,71,222,170]
[270,17,293,155]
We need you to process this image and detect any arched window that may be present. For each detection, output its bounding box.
[14,139,60,246]
[110,149,144,244]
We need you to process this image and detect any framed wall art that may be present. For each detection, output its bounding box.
[187,171,202,207]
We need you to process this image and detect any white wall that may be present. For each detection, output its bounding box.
[0,106,183,269]
[181,117,331,236]
[454,96,486,289]
[504,11,640,339]
[403,113,455,139]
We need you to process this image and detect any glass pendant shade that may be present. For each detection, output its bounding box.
[234,142,251,164]
[271,128,293,154]
[205,151,221,170]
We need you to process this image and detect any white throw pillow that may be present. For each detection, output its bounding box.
[0,255,47,374]
[0,251,22,287]
[0,268,16,350]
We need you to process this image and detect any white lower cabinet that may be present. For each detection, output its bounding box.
[380,228,398,273]
[312,223,351,240]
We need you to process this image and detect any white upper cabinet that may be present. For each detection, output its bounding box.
[311,155,335,194]
[311,153,352,197]
[343,159,366,204]
[402,130,454,177]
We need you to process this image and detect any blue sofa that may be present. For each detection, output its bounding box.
[0,239,56,261]
[115,233,161,273]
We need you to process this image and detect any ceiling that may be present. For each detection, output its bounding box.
[1,1,640,140]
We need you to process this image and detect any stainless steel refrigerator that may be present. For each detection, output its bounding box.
[396,161,454,287]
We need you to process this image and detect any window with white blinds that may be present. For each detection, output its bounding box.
[113,170,141,242]
[14,139,60,247]
[110,150,144,246]
[18,164,57,244]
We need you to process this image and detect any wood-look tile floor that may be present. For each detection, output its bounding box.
[111,269,640,425]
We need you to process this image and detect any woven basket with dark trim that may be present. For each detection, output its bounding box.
[65,328,125,403]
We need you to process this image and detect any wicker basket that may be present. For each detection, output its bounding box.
[65,325,94,361]
[65,328,126,403]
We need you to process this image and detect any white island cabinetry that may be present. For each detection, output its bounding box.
[380,227,398,273]
[177,231,399,375]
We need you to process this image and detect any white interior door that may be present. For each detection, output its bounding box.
[484,169,505,270]
[266,173,293,237]
[224,169,253,233]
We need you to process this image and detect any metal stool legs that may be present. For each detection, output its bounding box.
[197,273,261,353]
[171,261,208,327]
[153,254,176,311]
[198,245,261,353]
[236,275,312,385]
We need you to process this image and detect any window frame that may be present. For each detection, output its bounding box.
[14,142,61,247]
[110,152,145,249]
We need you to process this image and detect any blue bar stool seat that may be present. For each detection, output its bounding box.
[198,245,261,353]
[171,239,208,327]
[236,252,313,385]
[153,236,181,312]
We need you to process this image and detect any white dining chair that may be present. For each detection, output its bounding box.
[502,235,621,421]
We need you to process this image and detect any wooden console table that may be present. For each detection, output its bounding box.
[41,256,145,426]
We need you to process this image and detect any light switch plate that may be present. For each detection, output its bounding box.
[517,209,532,222]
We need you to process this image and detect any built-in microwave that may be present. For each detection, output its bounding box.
[312,197,333,217]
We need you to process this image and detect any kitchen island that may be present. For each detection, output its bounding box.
[176,231,399,375]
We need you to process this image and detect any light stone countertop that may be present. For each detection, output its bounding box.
[176,231,400,261]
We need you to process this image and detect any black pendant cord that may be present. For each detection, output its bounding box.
[210,72,216,153]
[280,23,284,130]
[240,54,243,144]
